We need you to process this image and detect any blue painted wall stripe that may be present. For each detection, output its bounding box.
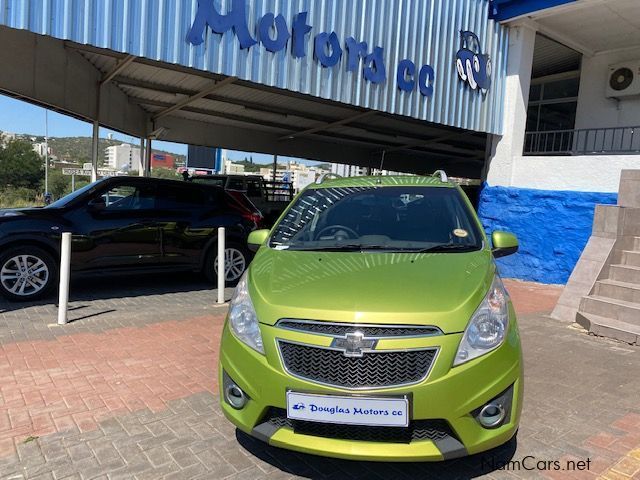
[478,184,617,284]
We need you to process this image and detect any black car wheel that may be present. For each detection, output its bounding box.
[0,247,58,301]
[204,242,249,286]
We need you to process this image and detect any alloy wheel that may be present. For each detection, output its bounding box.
[1,254,50,297]
[214,247,247,282]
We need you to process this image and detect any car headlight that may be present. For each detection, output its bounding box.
[454,276,509,366]
[227,271,264,354]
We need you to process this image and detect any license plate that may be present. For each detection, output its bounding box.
[286,391,409,427]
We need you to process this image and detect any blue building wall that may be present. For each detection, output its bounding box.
[478,184,617,284]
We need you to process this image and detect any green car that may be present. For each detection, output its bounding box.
[218,173,522,462]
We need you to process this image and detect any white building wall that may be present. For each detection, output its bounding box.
[485,24,537,187]
[486,27,640,194]
[510,155,640,192]
[575,47,640,130]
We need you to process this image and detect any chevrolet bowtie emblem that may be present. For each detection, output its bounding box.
[331,331,377,357]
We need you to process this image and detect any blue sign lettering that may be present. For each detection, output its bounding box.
[397,59,416,92]
[291,12,312,58]
[314,32,343,68]
[188,1,438,97]
[418,64,435,97]
[187,0,256,48]
[363,47,386,84]
[258,13,290,53]
[345,37,368,72]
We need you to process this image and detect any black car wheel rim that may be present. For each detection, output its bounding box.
[1,255,49,296]
[214,248,246,282]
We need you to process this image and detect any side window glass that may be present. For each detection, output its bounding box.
[246,180,262,197]
[157,185,207,209]
[227,178,245,190]
[99,184,155,211]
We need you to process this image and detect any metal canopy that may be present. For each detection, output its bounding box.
[74,43,487,176]
[0,24,487,177]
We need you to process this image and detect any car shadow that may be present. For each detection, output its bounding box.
[235,429,517,479]
[0,272,215,314]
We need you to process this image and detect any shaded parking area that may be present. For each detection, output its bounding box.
[0,276,639,479]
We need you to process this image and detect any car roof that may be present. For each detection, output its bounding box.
[307,175,455,190]
[101,176,225,191]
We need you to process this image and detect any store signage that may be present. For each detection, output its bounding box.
[187,0,435,97]
[455,31,492,92]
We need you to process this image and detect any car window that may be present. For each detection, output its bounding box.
[156,184,213,209]
[46,182,101,208]
[99,184,156,211]
[191,177,225,187]
[227,178,245,190]
[246,179,262,197]
[270,186,482,251]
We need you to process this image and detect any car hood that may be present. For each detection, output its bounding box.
[248,248,496,334]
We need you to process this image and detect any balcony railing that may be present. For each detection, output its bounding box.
[524,126,640,155]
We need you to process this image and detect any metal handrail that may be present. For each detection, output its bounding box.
[524,125,640,155]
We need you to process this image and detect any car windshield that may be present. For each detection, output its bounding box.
[269,185,483,252]
[45,182,100,209]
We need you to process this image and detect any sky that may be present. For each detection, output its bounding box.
[0,94,320,166]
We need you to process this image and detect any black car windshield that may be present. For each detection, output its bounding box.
[45,182,100,209]
[269,186,483,252]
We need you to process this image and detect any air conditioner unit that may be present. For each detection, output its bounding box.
[606,61,640,98]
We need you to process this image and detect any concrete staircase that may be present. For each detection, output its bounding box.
[577,235,640,344]
[552,170,640,345]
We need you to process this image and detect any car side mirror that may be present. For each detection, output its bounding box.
[247,229,270,252]
[491,231,518,258]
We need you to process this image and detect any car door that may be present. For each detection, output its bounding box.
[154,183,224,267]
[68,180,162,271]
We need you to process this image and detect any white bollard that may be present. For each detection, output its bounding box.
[217,227,225,304]
[57,232,72,325]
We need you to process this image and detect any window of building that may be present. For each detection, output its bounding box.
[525,74,580,154]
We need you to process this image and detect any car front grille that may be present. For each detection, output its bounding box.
[261,408,453,444]
[278,341,437,389]
[276,320,442,338]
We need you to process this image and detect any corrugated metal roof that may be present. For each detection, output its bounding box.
[0,0,508,134]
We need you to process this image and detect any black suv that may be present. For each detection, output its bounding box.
[0,177,257,301]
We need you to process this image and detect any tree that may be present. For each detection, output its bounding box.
[47,168,72,199]
[151,167,179,180]
[0,139,43,189]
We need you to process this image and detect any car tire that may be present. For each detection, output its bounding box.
[204,242,250,287]
[0,246,58,301]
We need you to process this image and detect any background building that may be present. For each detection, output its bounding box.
[481,0,640,284]
[150,153,175,170]
[104,143,142,171]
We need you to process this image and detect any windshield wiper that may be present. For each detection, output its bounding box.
[413,244,480,253]
[289,244,397,252]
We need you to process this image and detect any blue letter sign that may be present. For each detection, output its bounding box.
[258,13,290,53]
[187,0,257,48]
[187,2,439,99]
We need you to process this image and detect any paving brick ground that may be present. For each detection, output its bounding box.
[0,274,638,479]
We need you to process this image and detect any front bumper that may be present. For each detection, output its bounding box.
[219,309,523,462]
